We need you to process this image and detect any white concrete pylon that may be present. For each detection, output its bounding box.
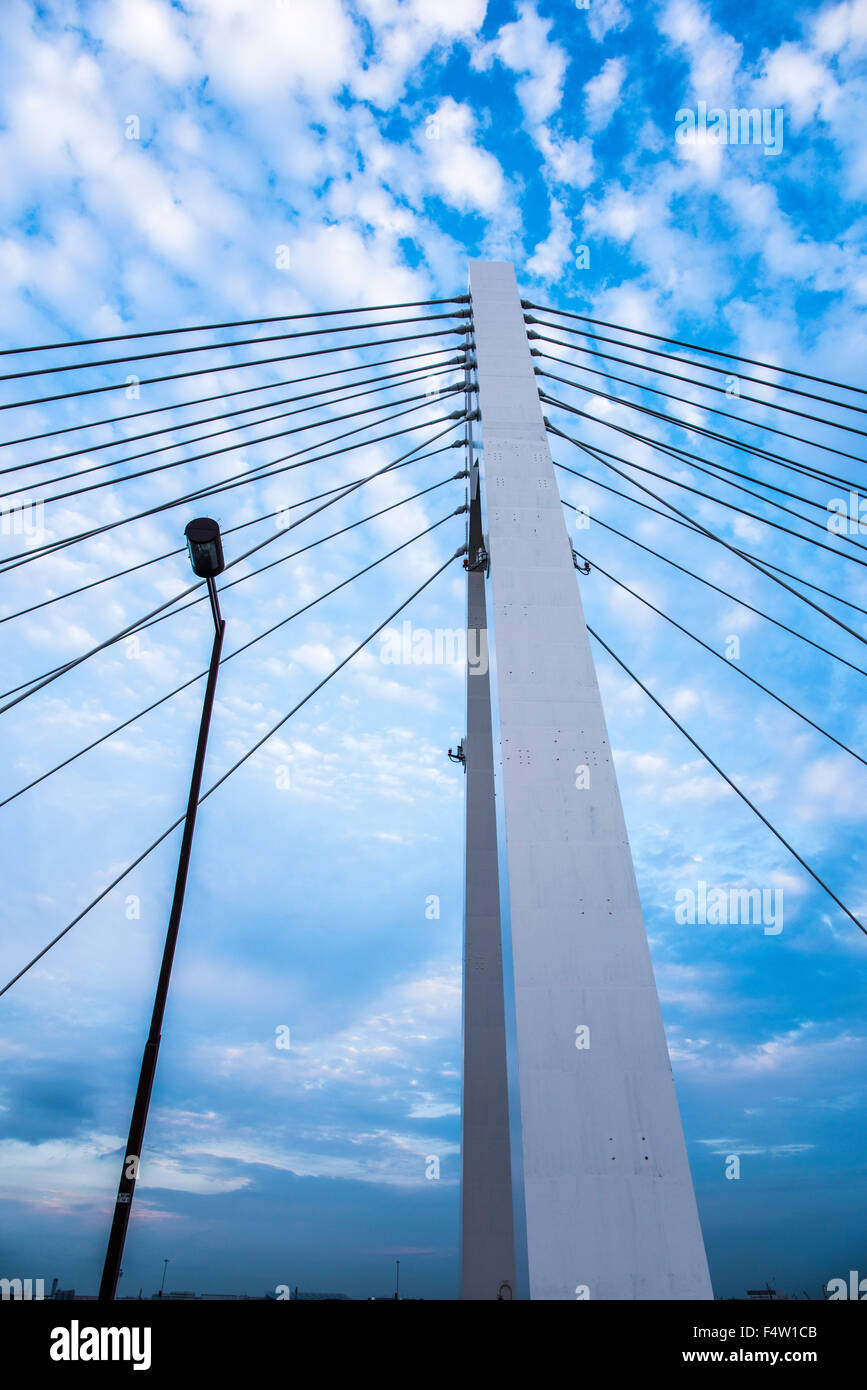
[465,259,712,1301]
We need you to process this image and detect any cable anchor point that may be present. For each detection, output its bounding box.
[464,542,489,572]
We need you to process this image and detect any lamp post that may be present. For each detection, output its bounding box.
[99,520,226,1302]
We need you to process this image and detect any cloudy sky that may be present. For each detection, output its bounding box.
[1,0,866,1301]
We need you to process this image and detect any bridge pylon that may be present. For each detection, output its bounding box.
[459,260,712,1301]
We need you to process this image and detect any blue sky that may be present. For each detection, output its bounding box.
[1,0,866,1301]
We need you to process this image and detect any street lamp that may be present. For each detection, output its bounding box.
[185,516,225,580]
[99,520,227,1302]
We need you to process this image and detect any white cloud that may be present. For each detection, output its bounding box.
[350,0,486,106]
[677,1022,867,1079]
[526,197,575,281]
[658,0,743,102]
[533,128,596,188]
[584,56,627,132]
[102,0,196,83]
[0,1133,248,1207]
[811,0,867,56]
[190,0,359,102]
[583,183,643,242]
[472,1,568,124]
[417,98,507,215]
[753,41,840,128]
[587,0,632,43]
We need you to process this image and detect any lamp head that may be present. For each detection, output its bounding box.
[184,517,225,578]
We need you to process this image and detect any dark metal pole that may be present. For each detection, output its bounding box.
[99,581,224,1301]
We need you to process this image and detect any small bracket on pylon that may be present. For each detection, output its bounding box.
[448,740,466,768]
[572,548,591,574]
